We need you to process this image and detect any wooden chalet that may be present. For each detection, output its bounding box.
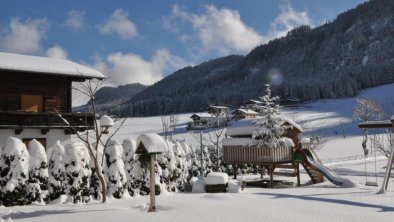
[207,106,229,117]
[243,99,263,109]
[0,52,105,148]
[231,109,258,120]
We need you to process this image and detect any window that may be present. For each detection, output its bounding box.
[22,138,47,149]
[21,95,43,112]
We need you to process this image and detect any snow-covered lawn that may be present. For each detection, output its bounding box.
[2,83,394,221]
[1,177,393,222]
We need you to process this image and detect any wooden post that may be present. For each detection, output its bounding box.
[148,154,156,212]
[233,164,237,179]
[269,164,274,188]
[260,164,264,179]
[296,162,300,187]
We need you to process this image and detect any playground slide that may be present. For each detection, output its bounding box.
[308,160,344,186]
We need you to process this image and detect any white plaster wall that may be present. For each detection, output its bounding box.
[0,129,71,148]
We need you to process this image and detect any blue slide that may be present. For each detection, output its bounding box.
[309,160,344,186]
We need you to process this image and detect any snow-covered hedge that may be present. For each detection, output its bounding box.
[0,136,207,206]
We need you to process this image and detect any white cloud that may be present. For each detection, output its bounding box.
[46,45,68,59]
[163,3,312,55]
[93,49,188,86]
[64,10,85,31]
[267,4,312,39]
[164,4,263,55]
[97,8,137,40]
[0,17,49,54]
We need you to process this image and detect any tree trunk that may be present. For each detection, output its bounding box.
[94,158,107,203]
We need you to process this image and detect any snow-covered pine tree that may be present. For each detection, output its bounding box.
[253,84,290,148]
[162,140,177,192]
[0,137,29,206]
[89,142,104,200]
[173,141,188,191]
[122,139,146,196]
[122,138,139,197]
[47,141,66,201]
[187,145,201,180]
[64,142,91,203]
[27,139,49,203]
[104,140,127,199]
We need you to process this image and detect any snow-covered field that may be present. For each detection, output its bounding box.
[1,83,394,221]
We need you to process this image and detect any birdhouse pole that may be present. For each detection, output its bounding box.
[148,154,156,212]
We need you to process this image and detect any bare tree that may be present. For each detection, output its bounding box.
[193,128,226,171]
[58,78,126,203]
[353,98,385,122]
[161,114,179,140]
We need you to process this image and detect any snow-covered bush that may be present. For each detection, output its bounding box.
[122,138,144,196]
[47,141,66,201]
[0,137,30,206]
[89,143,104,200]
[173,141,188,191]
[27,139,48,204]
[64,142,91,203]
[104,140,127,199]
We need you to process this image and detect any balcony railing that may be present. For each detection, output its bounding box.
[0,111,95,129]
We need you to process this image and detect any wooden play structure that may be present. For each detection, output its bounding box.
[358,115,394,193]
[223,118,325,187]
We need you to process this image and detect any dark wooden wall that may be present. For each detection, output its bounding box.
[0,71,73,113]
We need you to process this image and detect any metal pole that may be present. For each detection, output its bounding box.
[200,132,204,177]
[148,154,156,212]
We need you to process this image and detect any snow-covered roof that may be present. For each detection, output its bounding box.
[99,115,114,127]
[0,52,105,79]
[244,99,263,104]
[300,137,311,144]
[227,117,303,137]
[190,113,213,119]
[391,115,394,121]
[136,133,168,154]
[209,106,229,109]
[232,109,258,115]
[222,138,254,146]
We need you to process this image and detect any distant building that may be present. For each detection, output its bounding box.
[243,99,263,108]
[207,106,229,117]
[231,109,258,120]
[187,112,227,130]
[279,97,301,106]
[0,52,105,148]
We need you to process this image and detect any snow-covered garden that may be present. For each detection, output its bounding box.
[1,84,394,221]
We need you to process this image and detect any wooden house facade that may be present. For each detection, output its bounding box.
[0,52,105,148]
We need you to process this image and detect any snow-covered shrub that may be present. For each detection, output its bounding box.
[173,141,188,191]
[47,141,66,201]
[122,138,144,196]
[89,143,104,200]
[27,139,48,204]
[158,140,177,192]
[188,146,201,180]
[64,142,91,203]
[0,137,29,206]
[104,140,127,199]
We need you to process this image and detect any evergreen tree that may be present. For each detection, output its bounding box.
[64,142,91,203]
[104,140,127,199]
[27,139,49,203]
[0,137,29,206]
[47,141,66,201]
[253,84,289,148]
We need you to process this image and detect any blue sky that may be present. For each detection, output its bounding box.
[0,0,366,86]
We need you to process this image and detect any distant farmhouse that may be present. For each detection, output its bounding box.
[0,52,105,148]
[187,106,229,130]
[231,109,258,120]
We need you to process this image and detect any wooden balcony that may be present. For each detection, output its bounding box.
[0,111,95,132]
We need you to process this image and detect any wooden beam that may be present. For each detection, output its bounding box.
[358,121,392,129]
